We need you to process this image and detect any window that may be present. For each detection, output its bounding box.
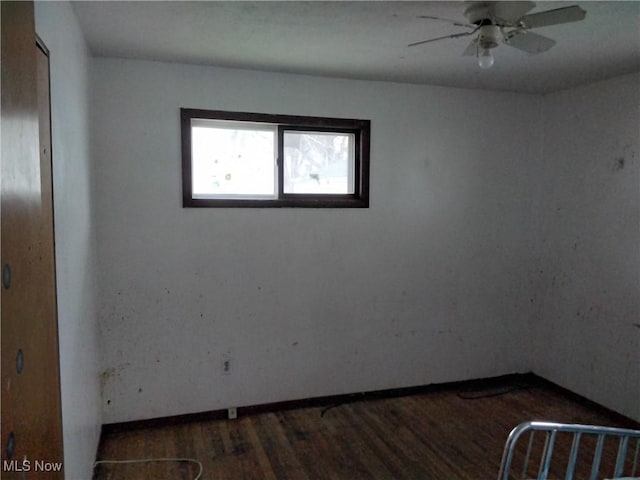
[181,109,370,207]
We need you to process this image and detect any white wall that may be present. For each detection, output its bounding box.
[34,2,102,478]
[531,73,640,421]
[92,58,542,424]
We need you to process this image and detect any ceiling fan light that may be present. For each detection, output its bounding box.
[478,47,494,69]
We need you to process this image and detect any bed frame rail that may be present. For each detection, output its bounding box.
[498,421,640,480]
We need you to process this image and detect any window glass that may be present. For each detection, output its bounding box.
[283,131,355,194]
[191,120,276,199]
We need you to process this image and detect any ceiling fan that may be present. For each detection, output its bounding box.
[409,1,586,69]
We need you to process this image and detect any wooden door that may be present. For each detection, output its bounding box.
[1,2,64,477]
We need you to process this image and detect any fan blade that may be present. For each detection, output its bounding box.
[417,14,475,29]
[462,38,478,56]
[408,29,478,48]
[520,6,586,29]
[505,31,556,54]
[491,1,536,24]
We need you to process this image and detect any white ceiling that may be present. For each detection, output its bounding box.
[72,1,640,93]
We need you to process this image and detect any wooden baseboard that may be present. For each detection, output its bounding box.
[101,373,532,434]
[529,375,640,429]
[101,372,639,434]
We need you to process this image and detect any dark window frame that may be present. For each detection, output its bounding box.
[181,108,370,208]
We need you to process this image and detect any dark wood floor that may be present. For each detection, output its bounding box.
[94,376,638,480]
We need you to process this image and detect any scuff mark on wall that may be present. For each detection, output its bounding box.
[99,362,131,405]
[611,157,625,172]
[99,367,116,390]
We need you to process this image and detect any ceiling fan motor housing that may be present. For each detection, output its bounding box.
[464,3,498,24]
[478,25,502,49]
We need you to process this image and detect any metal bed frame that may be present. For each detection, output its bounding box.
[498,421,640,480]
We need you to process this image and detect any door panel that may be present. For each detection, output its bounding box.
[1,2,64,477]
